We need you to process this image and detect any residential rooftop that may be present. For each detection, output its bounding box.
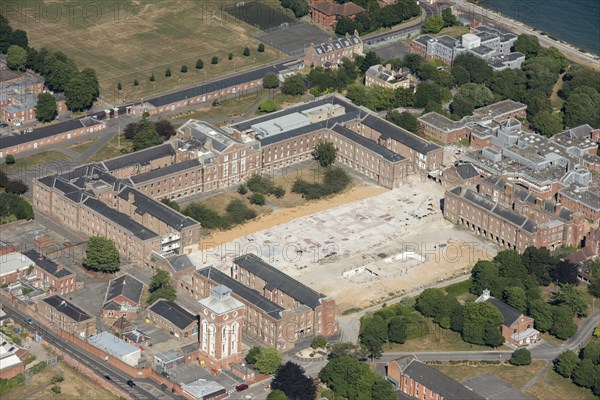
[42,295,93,322]
[104,274,144,305]
[22,250,73,278]
[149,300,197,330]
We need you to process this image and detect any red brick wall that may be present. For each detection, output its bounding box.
[0,361,24,380]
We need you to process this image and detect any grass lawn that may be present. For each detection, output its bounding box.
[86,133,132,163]
[385,318,499,352]
[439,25,471,38]
[67,138,99,154]
[193,190,270,217]
[525,368,597,400]
[431,360,547,389]
[8,0,285,99]
[550,72,567,110]
[170,92,266,122]
[1,151,71,174]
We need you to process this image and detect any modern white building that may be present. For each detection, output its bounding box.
[87,331,141,367]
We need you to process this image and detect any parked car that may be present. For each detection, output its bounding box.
[25,318,33,325]
[103,375,111,380]
[127,379,136,387]
[161,371,170,378]
[235,384,249,392]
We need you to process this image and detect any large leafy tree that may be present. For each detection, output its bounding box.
[83,237,120,272]
[263,72,280,89]
[527,299,554,332]
[452,53,493,84]
[313,141,337,167]
[563,86,600,128]
[386,110,417,132]
[514,34,541,58]
[422,15,444,33]
[132,117,162,151]
[281,75,306,96]
[154,120,176,140]
[572,359,598,388]
[35,92,57,122]
[582,341,600,365]
[319,356,394,400]
[254,347,282,374]
[509,348,532,365]
[522,246,556,285]
[554,350,580,378]
[552,284,589,317]
[359,314,388,358]
[0,192,34,221]
[471,260,499,296]
[271,361,316,400]
[64,70,99,111]
[461,302,503,345]
[148,269,176,303]
[550,305,577,339]
[6,44,27,71]
[503,286,527,313]
[387,316,407,344]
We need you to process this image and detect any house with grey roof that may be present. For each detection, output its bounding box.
[102,274,144,319]
[148,299,198,340]
[365,64,413,90]
[386,355,484,399]
[304,31,364,68]
[476,289,539,346]
[23,250,78,296]
[38,295,97,337]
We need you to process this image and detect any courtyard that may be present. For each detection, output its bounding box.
[190,176,498,309]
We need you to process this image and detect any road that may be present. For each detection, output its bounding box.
[3,303,182,400]
[377,310,600,363]
[454,0,600,68]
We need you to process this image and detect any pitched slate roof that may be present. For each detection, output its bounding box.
[233,254,326,309]
[117,187,197,231]
[82,197,159,240]
[130,159,201,184]
[105,274,144,304]
[484,296,523,327]
[42,295,93,322]
[361,114,440,154]
[398,357,484,399]
[0,118,103,150]
[196,267,283,320]
[332,124,405,162]
[311,1,365,16]
[163,254,195,272]
[23,250,73,278]
[149,300,197,330]
[103,143,176,171]
[455,164,479,180]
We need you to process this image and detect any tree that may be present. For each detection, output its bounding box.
[154,120,176,140]
[528,299,554,332]
[451,83,494,118]
[495,249,528,280]
[514,34,541,58]
[386,110,417,132]
[572,359,598,388]
[281,75,306,96]
[249,193,266,206]
[83,237,120,273]
[371,379,396,400]
[554,350,580,378]
[359,314,387,358]
[161,198,180,212]
[552,284,589,317]
[133,79,139,86]
[539,47,568,72]
[117,82,122,91]
[284,0,309,18]
[259,99,277,113]
[64,71,99,111]
[522,246,556,286]
[311,336,327,349]
[509,348,532,365]
[488,68,527,101]
[263,72,280,89]
[10,29,28,48]
[148,269,177,303]
[414,82,443,108]
[165,68,171,77]
[503,287,527,313]
[525,90,552,117]
[228,53,233,61]
[589,279,600,298]
[313,141,337,167]
[319,356,383,400]
[254,347,282,374]
[335,16,359,36]
[271,361,316,400]
[267,390,288,400]
[387,316,407,344]
[258,43,265,52]
[195,59,204,69]
[550,305,577,339]
[415,288,447,318]
[461,302,503,345]
[6,45,27,71]
[553,260,579,284]
[242,47,250,56]
[484,325,504,347]
[149,73,155,82]
[132,117,162,151]
[442,7,458,27]
[360,51,381,73]
[471,260,499,296]
[181,65,187,73]
[422,16,444,33]
[4,180,28,194]
[211,56,218,64]
[35,93,58,122]
[452,53,493,84]
[582,341,600,364]
[452,64,470,86]
[4,154,15,165]
[245,346,261,364]
[563,86,600,128]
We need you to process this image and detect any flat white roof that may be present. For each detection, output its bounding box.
[0,354,21,370]
[87,331,141,358]
[0,252,35,277]
[181,379,226,399]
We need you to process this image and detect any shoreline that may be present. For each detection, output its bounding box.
[457,0,600,69]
